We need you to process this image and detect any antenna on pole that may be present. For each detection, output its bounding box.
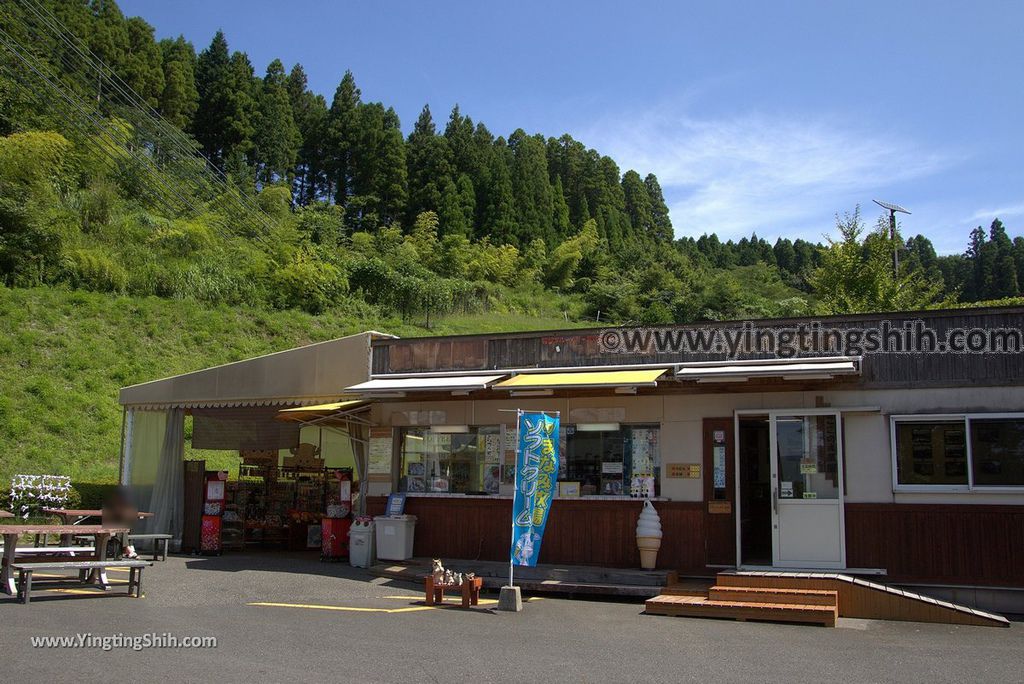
[872,199,911,278]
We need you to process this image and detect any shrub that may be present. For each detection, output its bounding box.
[270,255,347,314]
[62,248,129,293]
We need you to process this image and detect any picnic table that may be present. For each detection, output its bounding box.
[1,524,129,595]
[41,509,152,548]
[42,508,153,525]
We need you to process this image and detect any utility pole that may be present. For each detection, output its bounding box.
[873,199,911,278]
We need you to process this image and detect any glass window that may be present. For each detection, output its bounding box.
[775,415,840,499]
[894,421,968,486]
[398,427,501,494]
[970,419,1024,487]
[559,424,660,497]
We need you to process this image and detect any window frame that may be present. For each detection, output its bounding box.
[890,412,1024,492]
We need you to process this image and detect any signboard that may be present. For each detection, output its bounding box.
[368,427,393,475]
[385,493,407,516]
[667,463,701,479]
[510,411,560,568]
[780,481,794,498]
[708,501,732,514]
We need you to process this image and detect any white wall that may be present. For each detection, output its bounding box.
[370,385,1024,506]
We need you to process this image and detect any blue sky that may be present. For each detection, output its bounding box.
[120,0,1023,253]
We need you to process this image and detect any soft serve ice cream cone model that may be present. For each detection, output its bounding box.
[635,499,663,569]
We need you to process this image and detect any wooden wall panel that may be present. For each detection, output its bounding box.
[703,418,736,566]
[371,308,1024,389]
[364,497,706,570]
[845,503,1024,586]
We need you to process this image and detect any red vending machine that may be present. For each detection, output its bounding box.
[321,471,352,561]
[200,471,228,555]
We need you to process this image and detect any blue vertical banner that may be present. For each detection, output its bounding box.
[510,411,560,567]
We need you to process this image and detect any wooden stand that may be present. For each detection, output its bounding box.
[424,575,483,608]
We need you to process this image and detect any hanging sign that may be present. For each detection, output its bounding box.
[510,411,560,567]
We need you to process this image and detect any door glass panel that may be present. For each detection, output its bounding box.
[775,415,839,500]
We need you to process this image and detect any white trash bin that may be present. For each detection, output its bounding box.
[349,520,376,568]
[373,515,417,560]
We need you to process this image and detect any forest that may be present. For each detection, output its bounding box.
[1,0,1022,329]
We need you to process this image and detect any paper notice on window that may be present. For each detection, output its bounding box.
[713,446,727,489]
[602,461,624,474]
[780,481,794,498]
[799,460,818,474]
[485,434,501,463]
[368,428,393,474]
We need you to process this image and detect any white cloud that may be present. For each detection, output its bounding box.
[582,106,953,242]
[966,203,1024,223]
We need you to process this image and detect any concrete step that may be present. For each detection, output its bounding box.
[645,595,837,627]
[709,585,838,606]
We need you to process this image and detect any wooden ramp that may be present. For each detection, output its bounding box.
[646,571,1009,628]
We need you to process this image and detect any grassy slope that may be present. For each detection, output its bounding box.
[0,286,583,486]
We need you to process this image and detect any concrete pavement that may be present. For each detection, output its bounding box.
[1,552,1021,683]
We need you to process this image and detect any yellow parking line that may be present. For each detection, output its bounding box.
[248,601,435,614]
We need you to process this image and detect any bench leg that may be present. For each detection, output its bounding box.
[134,568,143,598]
[21,570,31,605]
[160,538,168,562]
[128,567,137,597]
[2,534,17,594]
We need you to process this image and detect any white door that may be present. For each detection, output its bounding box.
[769,411,846,568]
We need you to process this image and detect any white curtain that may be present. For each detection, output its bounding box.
[148,408,185,543]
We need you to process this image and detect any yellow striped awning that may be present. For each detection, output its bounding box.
[493,368,668,390]
[276,400,367,422]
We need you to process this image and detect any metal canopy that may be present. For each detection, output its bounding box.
[675,357,860,383]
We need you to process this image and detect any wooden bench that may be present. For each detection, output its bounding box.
[10,546,96,555]
[12,559,152,604]
[424,575,484,608]
[128,533,171,561]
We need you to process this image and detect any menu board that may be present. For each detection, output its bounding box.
[368,427,393,474]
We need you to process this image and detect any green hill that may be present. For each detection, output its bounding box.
[0,285,582,487]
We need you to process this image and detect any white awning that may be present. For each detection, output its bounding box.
[344,374,506,396]
[675,357,860,383]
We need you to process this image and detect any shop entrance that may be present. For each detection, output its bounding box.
[735,410,846,569]
[737,416,772,565]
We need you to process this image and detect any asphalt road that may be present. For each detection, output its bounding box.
[1,552,1021,683]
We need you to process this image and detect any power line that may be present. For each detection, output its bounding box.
[4,0,281,249]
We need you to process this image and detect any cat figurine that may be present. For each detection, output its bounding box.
[431,558,445,585]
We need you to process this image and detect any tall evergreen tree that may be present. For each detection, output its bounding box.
[223,50,257,162]
[87,0,129,106]
[406,104,456,225]
[988,218,1019,298]
[508,129,553,246]
[325,71,361,205]
[286,64,328,203]
[253,59,299,183]
[193,31,232,164]
[122,17,164,109]
[643,173,673,243]
[622,169,653,241]
[479,137,516,243]
[158,36,198,130]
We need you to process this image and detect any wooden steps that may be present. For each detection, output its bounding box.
[716,571,1009,627]
[645,571,1009,628]
[645,594,837,627]
[709,585,838,607]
